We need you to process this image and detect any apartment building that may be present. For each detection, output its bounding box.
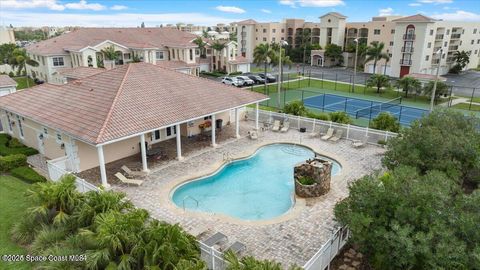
[238,12,480,78]
[25,27,248,84]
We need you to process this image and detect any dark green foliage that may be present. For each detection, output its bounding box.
[11,166,46,183]
[7,137,24,148]
[324,44,344,65]
[0,133,38,156]
[283,100,307,116]
[306,111,330,121]
[449,64,462,74]
[229,71,243,76]
[423,81,449,101]
[14,30,47,41]
[0,154,27,172]
[297,176,315,185]
[225,250,303,270]
[383,109,480,185]
[366,74,390,94]
[329,111,353,124]
[370,112,400,132]
[200,70,227,77]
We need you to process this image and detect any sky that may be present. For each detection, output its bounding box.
[1,0,480,27]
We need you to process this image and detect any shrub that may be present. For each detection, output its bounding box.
[0,154,27,172]
[297,176,315,185]
[8,71,14,77]
[11,166,46,183]
[370,112,400,132]
[283,100,307,116]
[8,137,24,148]
[449,64,462,74]
[229,71,242,76]
[329,111,353,124]
[0,133,38,156]
[306,111,330,121]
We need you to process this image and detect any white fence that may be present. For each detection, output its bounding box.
[246,107,397,145]
[303,227,350,270]
[199,242,228,270]
[47,156,99,193]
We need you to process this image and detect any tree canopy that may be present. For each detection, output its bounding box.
[370,112,400,132]
[366,74,390,93]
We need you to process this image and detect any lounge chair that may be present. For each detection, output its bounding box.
[203,232,228,247]
[321,128,334,140]
[280,121,290,133]
[352,136,369,148]
[121,165,147,177]
[329,129,344,142]
[248,130,258,140]
[272,120,281,132]
[114,172,144,186]
[225,241,246,255]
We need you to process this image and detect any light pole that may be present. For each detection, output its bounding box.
[277,40,288,109]
[352,38,359,93]
[430,48,443,112]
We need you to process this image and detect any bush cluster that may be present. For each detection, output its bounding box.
[0,154,27,172]
[11,166,46,183]
[0,134,38,156]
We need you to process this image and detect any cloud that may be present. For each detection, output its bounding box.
[279,0,344,8]
[418,0,453,4]
[430,10,480,21]
[0,0,65,11]
[215,5,245,14]
[279,0,296,7]
[65,0,105,11]
[378,7,394,16]
[1,11,242,27]
[408,3,422,6]
[261,9,272,14]
[111,5,127,11]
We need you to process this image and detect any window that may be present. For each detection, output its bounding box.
[263,37,267,42]
[427,42,431,48]
[42,56,45,65]
[124,53,131,59]
[471,40,475,45]
[43,127,48,135]
[272,37,276,42]
[281,29,284,33]
[189,49,193,61]
[425,55,429,61]
[204,116,212,120]
[256,29,258,32]
[52,57,64,67]
[389,41,394,46]
[462,29,465,34]
[166,126,176,137]
[263,29,266,33]
[446,29,450,35]
[475,50,478,55]
[374,29,380,35]
[444,41,448,47]
[281,37,285,40]
[478,39,480,44]
[153,130,160,141]
[474,28,477,34]
[172,50,175,59]
[272,29,276,33]
[16,115,24,138]
[6,114,12,133]
[430,29,434,35]
[156,51,164,60]
[391,29,395,34]
[56,132,62,143]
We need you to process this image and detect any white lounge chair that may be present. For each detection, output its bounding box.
[272,120,281,132]
[203,232,228,247]
[121,165,147,177]
[225,241,246,255]
[280,121,290,133]
[114,172,144,186]
[330,129,344,142]
[321,128,334,140]
[248,130,258,140]
[352,136,369,148]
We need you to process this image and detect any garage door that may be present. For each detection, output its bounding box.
[367,64,374,74]
[236,63,250,73]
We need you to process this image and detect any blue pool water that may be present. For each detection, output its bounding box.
[171,144,341,221]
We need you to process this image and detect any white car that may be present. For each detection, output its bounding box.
[236,76,255,86]
[221,77,242,87]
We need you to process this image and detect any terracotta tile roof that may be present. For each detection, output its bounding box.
[56,67,106,80]
[0,75,16,88]
[26,27,200,56]
[155,60,200,69]
[237,19,258,25]
[229,56,250,64]
[321,12,347,19]
[0,63,268,145]
[393,14,436,22]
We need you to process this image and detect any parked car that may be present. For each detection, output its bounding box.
[221,77,242,87]
[236,76,255,86]
[246,75,265,84]
[258,73,276,83]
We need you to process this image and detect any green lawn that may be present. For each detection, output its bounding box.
[0,176,33,270]
[13,77,36,90]
[452,103,480,112]
[471,97,480,103]
[251,66,272,73]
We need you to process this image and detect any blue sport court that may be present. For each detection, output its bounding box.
[303,93,429,126]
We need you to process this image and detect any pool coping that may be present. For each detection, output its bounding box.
[159,140,350,226]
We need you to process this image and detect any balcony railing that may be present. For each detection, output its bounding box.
[401,47,414,53]
[448,45,459,51]
[435,34,444,40]
[400,59,412,65]
[403,34,416,40]
[450,34,461,39]
[431,59,440,64]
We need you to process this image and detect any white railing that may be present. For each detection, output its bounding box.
[246,108,397,145]
[199,241,228,270]
[303,226,350,270]
[47,157,99,193]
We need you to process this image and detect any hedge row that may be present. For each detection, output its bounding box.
[0,134,38,156]
[11,166,46,183]
[0,154,27,172]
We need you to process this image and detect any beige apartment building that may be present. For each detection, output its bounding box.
[238,12,480,78]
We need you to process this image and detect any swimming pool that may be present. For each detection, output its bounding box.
[171,144,341,221]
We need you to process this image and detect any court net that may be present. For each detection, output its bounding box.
[355,97,403,119]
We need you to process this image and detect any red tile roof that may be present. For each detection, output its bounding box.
[237,19,258,25]
[156,60,199,69]
[56,67,106,80]
[393,14,436,22]
[229,56,250,64]
[26,27,200,56]
[0,63,268,145]
[0,75,16,88]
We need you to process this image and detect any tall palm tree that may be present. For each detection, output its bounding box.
[211,41,227,71]
[253,43,274,88]
[193,37,207,58]
[383,53,391,75]
[365,41,389,74]
[366,74,391,94]
[9,48,39,88]
[396,76,421,98]
[301,30,312,75]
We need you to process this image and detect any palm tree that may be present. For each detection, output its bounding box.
[253,43,274,88]
[365,41,389,74]
[201,30,208,38]
[9,48,39,88]
[423,80,449,103]
[211,41,227,71]
[366,74,390,94]
[453,50,471,69]
[301,30,312,75]
[396,76,421,98]
[101,45,118,61]
[193,37,207,58]
[383,53,391,75]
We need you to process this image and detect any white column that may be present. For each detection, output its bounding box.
[140,134,149,172]
[211,115,217,147]
[235,108,240,138]
[255,103,260,130]
[96,145,109,188]
[176,124,183,160]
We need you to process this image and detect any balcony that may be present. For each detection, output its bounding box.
[431,59,440,64]
[401,47,414,53]
[403,34,416,40]
[435,34,444,40]
[450,34,461,39]
[448,45,459,51]
[400,59,412,66]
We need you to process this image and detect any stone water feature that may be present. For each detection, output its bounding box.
[294,157,332,198]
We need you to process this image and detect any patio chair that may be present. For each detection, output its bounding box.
[203,232,228,247]
[248,130,258,140]
[121,165,147,177]
[329,129,344,142]
[114,172,144,186]
[352,136,369,148]
[321,128,334,140]
[280,121,290,133]
[272,120,281,132]
[225,241,246,255]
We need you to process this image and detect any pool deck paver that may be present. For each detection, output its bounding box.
[114,120,385,267]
